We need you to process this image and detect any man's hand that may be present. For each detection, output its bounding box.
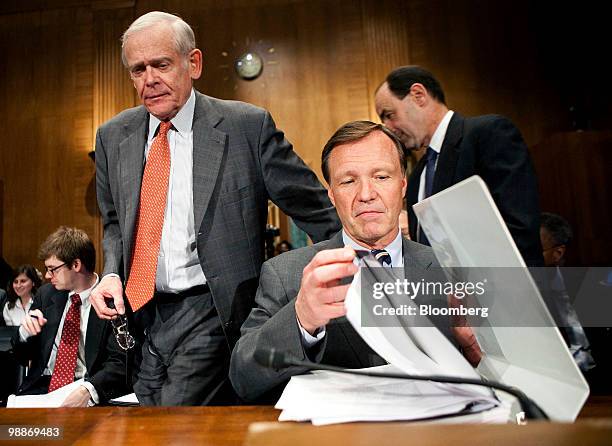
[21,310,47,336]
[295,247,358,335]
[448,294,483,367]
[61,386,91,407]
[90,275,125,319]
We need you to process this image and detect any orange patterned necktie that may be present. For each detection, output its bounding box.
[48,294,82,392]
[125,121,172,312]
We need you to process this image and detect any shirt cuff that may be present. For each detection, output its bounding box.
[19,325,32,342]
[297,318,326,348]
[81,381,99,406]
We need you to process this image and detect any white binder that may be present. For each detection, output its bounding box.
[413,175,589,421]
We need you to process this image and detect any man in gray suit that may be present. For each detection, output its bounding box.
[230,121,482,402]
[91,11,339,405]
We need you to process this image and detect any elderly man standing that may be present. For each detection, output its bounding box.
[375,66,542,267]
[230,121,481,402]
[91,11,340,405]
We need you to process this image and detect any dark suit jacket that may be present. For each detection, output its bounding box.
[229,232,443,402]
[95,90,340,346]
[407,113,543,266]
[11,284,129,402]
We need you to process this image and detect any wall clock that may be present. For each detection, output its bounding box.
[235,52,263,80]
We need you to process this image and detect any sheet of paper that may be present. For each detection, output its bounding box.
[344,266,491,399]
[6,379,85,408]
[109,393,139,405]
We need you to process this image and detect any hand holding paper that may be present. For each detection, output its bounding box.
[295,247,357,334]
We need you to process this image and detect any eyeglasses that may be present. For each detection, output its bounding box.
[105,299,136,351]
[111,315,136,351]
[45,263,67,276]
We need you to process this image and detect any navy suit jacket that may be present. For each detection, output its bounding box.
[407,113,543,266]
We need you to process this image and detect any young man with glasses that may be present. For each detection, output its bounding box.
[11,227,130,406]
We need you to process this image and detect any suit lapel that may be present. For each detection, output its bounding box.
[192,92,228,232]
[41,291,68,367]
[85,308,105,370]
[119,110,149,256]
[402,237,434,278]
[433,113,463,194]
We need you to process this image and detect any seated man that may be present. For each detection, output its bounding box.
[230,121,481,402]
[12,226,130,406]
[540,213,595,373]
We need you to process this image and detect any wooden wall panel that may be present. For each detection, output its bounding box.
[0,7,95,270]
[531,132,612,267]
[0,0,610,267]
[91,3,137,271]
[150,0,371,178]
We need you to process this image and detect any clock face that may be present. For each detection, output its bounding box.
[235,52,263,80]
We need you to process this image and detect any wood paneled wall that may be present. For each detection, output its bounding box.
[0,0,610,271]
[0,6,96,271]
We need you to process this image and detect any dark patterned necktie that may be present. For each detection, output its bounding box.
[419,147,439,246]
[424,146,438,199]
[48,294,81,392]
[371,249,392,266]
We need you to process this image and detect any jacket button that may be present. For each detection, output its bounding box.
[224,320,232,328]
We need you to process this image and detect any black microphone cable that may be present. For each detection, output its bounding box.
[254,347,549,421]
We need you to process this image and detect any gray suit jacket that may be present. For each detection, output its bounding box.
[95,90,340,346]
[229,231,442,402]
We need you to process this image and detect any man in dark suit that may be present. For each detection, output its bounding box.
[230,121,482,402]
[90,11,340,405]
[374,66,542,266]
[12,227,128,406]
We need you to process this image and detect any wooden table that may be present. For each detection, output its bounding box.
[0,396,610,445]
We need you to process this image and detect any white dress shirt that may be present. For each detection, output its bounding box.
[417,110,454,203]
[299,229,404,347]
[146,89,206,292]
[3,296,33,326]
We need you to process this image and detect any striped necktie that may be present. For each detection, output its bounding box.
[371,249,392,266]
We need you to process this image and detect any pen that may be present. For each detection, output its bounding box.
[30,314,39,320]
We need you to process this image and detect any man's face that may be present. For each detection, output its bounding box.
[44,255,77,291]
[327,131,407,248]
[123,23,202,121]
[540,227,565,267]
[375,82,428,150]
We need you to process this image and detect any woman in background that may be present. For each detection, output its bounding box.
[1,265,42,327]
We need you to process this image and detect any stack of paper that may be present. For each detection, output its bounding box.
[276,266,507,425]
[276,365,507,425]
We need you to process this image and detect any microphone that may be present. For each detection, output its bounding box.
[254,347,549,421]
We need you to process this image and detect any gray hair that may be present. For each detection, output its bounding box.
[121,11,196,67]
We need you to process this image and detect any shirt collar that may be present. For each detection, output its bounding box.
[428,110,454,154]
[147,88,196,140]
[341,229,403,267]
[68,273,99,305]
